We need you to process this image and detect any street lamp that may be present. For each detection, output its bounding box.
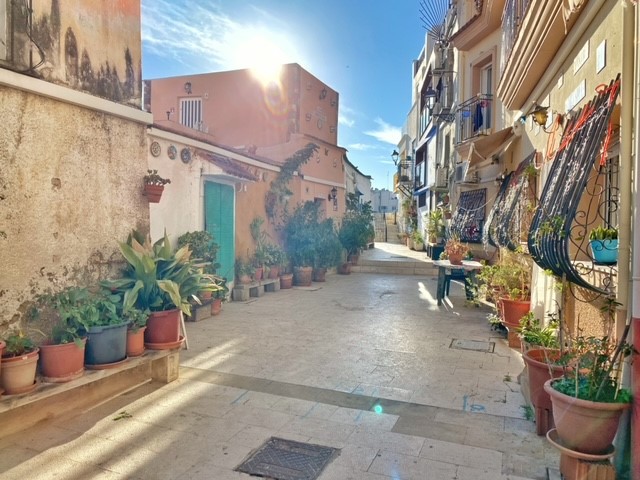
[424,86,437,112]
[391,150,399,165]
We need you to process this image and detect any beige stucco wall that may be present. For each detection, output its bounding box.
[0,86,149,332]
[521,1,623,334]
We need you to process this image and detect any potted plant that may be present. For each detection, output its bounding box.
[543,298,633,454]
[283,202,321,286]
[444,235,468,265]
[29,286,89,382]
[62,288,130,367]
[177,230,220,275]
[519,311,563,435]
[412,230,425,251]
[123,307,149,357]
[589,225,618,265]
[143,169,171,203]
[338,195,374,265]
[426,209,445,244]
[0,331,39,395]
[235,256,254,285]
[485,248,532,344]
[102,230,207,350]
[313,219,342,282]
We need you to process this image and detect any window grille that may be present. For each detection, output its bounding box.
[180,97,202,129]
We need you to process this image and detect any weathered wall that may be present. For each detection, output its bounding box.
[4,0,141,107]
[0,87,149,331]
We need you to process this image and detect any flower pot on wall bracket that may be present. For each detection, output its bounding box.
[589,239,618,265]
[143,184,164,203]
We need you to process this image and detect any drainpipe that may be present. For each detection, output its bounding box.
[630,0,640,477]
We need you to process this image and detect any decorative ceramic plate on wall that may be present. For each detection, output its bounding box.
[150,141,161,157]
[167,145,177,160]
[180,148,191,164]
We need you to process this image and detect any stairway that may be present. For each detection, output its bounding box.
[373,213,403,244]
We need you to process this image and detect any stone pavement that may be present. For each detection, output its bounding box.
[0,243,559,479]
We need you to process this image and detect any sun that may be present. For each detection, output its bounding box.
[235,31,289,85]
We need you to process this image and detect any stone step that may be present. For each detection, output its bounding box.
[351,260,438,276]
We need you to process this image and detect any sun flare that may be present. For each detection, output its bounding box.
[235,31,289,85]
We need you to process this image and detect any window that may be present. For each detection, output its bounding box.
[180,97,202,129]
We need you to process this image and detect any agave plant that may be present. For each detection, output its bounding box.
[103,230,211,316]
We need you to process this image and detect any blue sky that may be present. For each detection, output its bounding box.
[141,1,430,190]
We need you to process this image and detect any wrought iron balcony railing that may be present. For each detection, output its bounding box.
[501,0,531,74]
[527,76,620,298]
[455,94,493,144]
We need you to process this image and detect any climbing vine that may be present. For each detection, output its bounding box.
[265,143,318,222]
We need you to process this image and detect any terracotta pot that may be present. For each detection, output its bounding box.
[0,348,39,395]
[145,309,181,345]
[254,266,263,281]
[280,273,293,289]
[544,379,630,454]
[199,290,212,301]
[312,267,327,282]
[293,266,313,286]
[143,184,164,203]
[267,265,280,279]
[338,262,351,275]
[211,298,222,316]
[239,274,252,285]
[448,252,463,265]
[348,253,360,265]
[39,338,86,383]
[501,298,531,329]
[523,349,564,435]
[127,327,146,357]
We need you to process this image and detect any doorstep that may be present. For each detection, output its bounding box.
[0,348,179,440]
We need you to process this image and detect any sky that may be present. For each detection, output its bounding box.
[140,0,431,190]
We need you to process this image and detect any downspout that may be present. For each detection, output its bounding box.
[630,0,640,477]
[615,0,635,474]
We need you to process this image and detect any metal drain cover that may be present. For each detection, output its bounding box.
[450,338,495,353]
[236,437,339,480]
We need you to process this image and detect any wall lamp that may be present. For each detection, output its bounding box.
[328,186,338,211]
[391,150,399,165]
[424,86,437,112]
[495,172,507,186]
[531,104,549,126]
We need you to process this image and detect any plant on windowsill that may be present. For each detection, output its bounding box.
[143,169,171,203]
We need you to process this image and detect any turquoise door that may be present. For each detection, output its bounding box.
[204,182,235,282]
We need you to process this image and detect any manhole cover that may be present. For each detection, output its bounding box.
[236,437,339,480]
[450,338,495,353]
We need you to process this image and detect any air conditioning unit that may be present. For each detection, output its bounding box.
[455,162,469,183]
[435,167,448,188]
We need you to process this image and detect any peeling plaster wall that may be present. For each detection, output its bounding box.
[0,87,149,331]
[5,0,141,107]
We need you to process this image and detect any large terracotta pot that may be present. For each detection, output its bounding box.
[312,267,327,282]
[254,267,263,281]
[338,262,351,275]
[211,298,222,316]
[145,309,181,345]
[293,266,313,286]
[544,379,630,454]
[126,327,146,357]
[523,349,564,435]
[0,348,39,395]
[501,298,531,329]
[39,339,86,382]
[280,273,293,289]
[267,265,279,279]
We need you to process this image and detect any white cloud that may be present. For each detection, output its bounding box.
[141,1,301,72]
[364,118,402,145]
[339,113,355,127]
[348,143,375,151]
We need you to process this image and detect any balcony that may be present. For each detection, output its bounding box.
[500,0,531,74]
[455,94,493,144]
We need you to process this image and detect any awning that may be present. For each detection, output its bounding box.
[454,127,515,166]
[205,153,259,181]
